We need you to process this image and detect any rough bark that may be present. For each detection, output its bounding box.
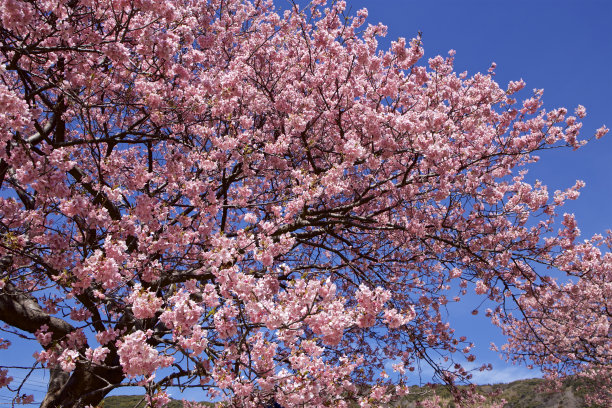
[39,359,124,408]
[0,283,74,341]
[0,282,124,407]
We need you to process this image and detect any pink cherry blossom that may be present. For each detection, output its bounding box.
[59,349,79,372]
[35,325,53,347]
[0,369,12,388]
[116,331,173,378]
[0,0,609,406]
[127,284,164,319]
[85,347,110,365]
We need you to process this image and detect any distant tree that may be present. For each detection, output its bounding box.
[0,0,609,407]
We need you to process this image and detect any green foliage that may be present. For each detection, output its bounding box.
[388,378,592,408]
[101,395,190,408]
[103,378,600,408]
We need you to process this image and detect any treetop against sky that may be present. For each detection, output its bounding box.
[0,0,610,407]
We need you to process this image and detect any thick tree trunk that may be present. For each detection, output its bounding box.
[39,359,124,408]
[0,283,75,340]
[0,282,124,407]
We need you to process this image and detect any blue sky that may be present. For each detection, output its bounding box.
[349,0,612,236]
[1,0,611,403]
[341,0,612,385]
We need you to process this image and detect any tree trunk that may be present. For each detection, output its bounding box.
[39,359,124,408]
[0,282,124,407]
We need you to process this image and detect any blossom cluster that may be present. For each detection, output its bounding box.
[0,0,609,407]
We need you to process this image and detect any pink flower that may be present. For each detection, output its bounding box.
[70,308,93,322]
[383,308,414,329]
[116,331,173,378]
[0,369,12,388]
[35,325,53,346]
[147,391,171,408]
[159,290,203,334]
[595,125,609,139]
[96,328,122,345]
[213,305,238,339]
[355,285,391,328]
[127,284,163,319]
[177,325,208,356]
[574,105,587,118]
[59,349,79,372]
[475,280,489,295]
[507,79,526,94]
[85,347,110,365]
[15,394,34,404]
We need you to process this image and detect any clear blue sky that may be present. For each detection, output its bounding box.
[338,0,612,384]
[2,0,610,403]
[347,0,612,236]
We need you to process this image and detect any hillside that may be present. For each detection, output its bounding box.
[393,378,587,407]
[101,378,603,408]
[101,395,215,408]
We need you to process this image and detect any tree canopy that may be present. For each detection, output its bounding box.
[0,0,609,407]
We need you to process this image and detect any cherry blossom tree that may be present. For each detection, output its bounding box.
[0,0,609,407]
